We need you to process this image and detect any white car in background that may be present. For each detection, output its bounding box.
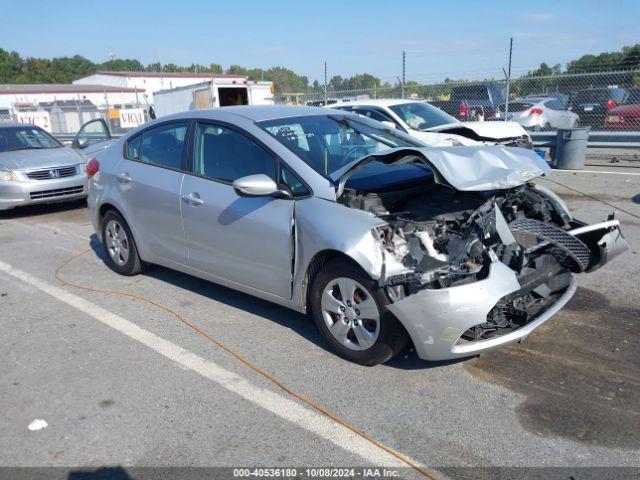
[503,97,579,130]
[327,99,532,148]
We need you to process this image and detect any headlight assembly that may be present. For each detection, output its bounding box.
[0,170,18,182]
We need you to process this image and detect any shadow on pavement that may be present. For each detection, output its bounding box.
[68,467,132,480]
[0,198,87,219]
[87,234,447,371]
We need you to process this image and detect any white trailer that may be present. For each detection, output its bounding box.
[153,79,274,118]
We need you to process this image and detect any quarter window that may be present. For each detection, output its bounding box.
[138,122,187,170]
[280,165,309,197]
[125,134,142,160]
[193,124,276,182]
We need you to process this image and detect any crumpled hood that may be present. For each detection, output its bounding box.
[332,145,551,196]
[0,147,83,170]
[425,120,528,140]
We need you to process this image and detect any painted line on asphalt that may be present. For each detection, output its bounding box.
[0,259,415,469]
[552,169,640,176]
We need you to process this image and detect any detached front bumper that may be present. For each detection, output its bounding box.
[387,220,627,361]
[0,169,87,210]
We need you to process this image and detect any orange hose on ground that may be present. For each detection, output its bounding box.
[54,248,437,479]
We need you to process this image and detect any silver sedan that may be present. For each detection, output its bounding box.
[87,106,627,365]
[0,123,87,210]
[504,97,579,130]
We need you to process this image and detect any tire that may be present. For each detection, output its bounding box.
[101,210,144,276]
[310,260,408,366]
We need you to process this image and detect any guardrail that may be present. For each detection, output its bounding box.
[530,131,640,149]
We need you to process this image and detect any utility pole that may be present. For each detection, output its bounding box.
[402,50,406,99]
[324,61,328,106]
[504,37,513,121]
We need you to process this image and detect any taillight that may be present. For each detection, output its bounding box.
[606,99,618,110]
[459,103,469,117]
[529,108,543,116]
[85,158,99,178]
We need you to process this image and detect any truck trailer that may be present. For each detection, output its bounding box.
[153,79,274,118]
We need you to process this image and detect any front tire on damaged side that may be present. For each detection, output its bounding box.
[101,210,144,276]
[311,260,408,366]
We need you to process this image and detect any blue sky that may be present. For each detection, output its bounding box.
[1,0,638,83]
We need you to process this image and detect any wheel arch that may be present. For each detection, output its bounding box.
[95,202,145,260]
[302,249,376,313]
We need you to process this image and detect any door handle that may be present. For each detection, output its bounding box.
[117,172,132,184]
[181,192,204,206]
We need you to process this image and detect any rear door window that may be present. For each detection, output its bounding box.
[138,122,188,170]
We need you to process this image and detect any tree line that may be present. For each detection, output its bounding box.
[0,44,638,94]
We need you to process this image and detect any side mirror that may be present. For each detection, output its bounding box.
[76,137,89,149]
[232,174,291,198]
[381,121,396,130]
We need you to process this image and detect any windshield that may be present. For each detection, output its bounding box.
[258,114,420,177]
[0,126,62,153]
[389,102,458,130]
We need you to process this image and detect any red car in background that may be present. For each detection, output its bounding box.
[605,89,640,129]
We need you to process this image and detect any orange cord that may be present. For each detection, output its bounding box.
[54,248,437,479]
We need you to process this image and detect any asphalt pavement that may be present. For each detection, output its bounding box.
[1,165,639,479]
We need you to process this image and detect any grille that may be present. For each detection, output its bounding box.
[26,165,78,180]
[30,186,84,200]
[509,217,591,271]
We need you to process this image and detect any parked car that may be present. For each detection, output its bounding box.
[569,87,626,128]
[501,97,579,130]
[71,118,117,157]
[328,99,532,148]
[86,106,627,365]
[604,89,640,130]
[525,92,570,109]
[429,84,506,120]
[0,123,88,210]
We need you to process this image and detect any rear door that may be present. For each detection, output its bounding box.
[180,122,296,298]
[117,121,189,265]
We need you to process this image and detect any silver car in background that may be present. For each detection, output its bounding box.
[504,97,579,130]
[0,123,88,210]
[86,106,627,365]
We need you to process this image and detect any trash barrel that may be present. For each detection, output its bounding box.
[554,127,590,170]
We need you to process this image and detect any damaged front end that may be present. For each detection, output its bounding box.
[337,149,628,360]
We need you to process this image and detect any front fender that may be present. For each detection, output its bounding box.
[292,196,386,311]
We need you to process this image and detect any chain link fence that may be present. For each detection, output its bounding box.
[0,100,151,142]
[275,69,640,133]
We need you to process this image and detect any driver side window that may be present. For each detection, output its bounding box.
[194,123,276,183]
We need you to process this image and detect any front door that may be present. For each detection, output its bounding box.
[180,122,294,298]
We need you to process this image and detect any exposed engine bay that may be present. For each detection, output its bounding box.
[339,178,624,341]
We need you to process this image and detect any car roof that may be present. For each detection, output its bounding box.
[0,122,31,129]
[157,105,331,124]
[215,105,329,122]
[329,98,418,108]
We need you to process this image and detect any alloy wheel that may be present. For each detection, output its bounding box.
[105,219,130,266]
[321,277,380,351]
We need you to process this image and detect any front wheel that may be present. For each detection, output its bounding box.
[310,260,408,366]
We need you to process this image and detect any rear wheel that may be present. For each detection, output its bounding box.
[101,210,144,276]
[310,260,407,366]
